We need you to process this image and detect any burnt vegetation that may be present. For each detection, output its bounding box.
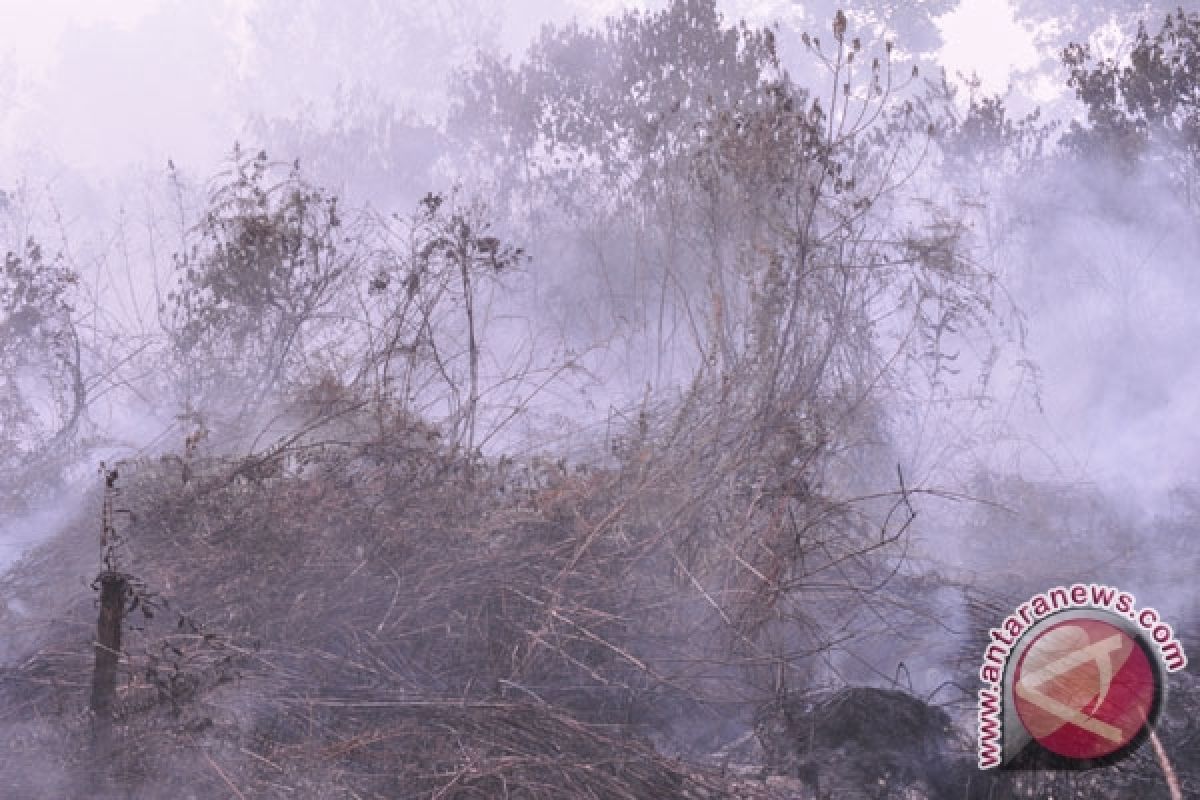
[0,3,1198,798]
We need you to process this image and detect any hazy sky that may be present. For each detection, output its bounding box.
[0,0,1045,176]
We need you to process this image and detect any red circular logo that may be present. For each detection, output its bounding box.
[1013,617,1157,760]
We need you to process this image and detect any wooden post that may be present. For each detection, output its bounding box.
[91,571,127,721]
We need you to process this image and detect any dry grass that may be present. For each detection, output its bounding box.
[0,407,771,797]
[5,395,1190,798]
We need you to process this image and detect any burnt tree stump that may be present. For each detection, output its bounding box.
[90,571,128,721]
